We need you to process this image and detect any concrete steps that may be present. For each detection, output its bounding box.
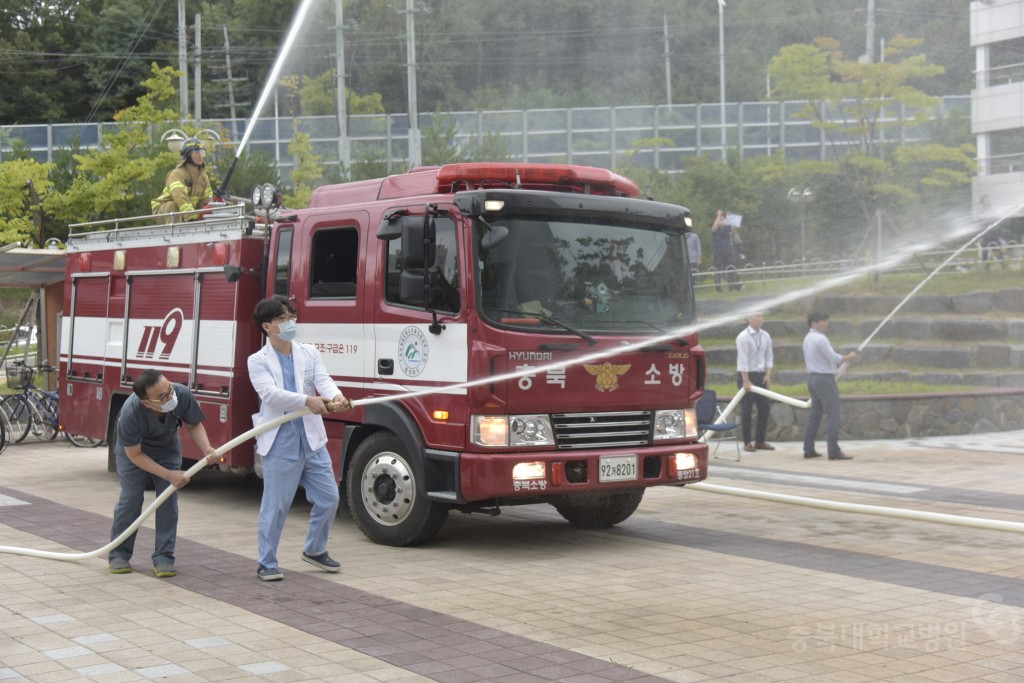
[699,288,1024,388]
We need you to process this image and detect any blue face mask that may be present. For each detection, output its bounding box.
[276,319,297,342]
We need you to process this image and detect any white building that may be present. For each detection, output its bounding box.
[971,0,1024,211]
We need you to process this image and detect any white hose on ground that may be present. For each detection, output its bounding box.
[0,406,322,561]
[700,385,809,444]
[688,481,1024,533]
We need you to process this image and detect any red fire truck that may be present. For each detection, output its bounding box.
[59,162,708,546]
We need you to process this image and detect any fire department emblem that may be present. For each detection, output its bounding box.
[397,326,429,377]
[137,308,184,360]
[583,362,631,392]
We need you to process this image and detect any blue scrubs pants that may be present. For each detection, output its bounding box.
[257,443,339,570]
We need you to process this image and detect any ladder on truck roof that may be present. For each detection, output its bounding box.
[67,203,266,252]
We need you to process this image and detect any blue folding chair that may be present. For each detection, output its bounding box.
[696,389,741,461]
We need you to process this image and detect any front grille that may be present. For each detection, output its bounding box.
[551,411,653,450]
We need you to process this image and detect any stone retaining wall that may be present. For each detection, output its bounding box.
[725,390,1024,441]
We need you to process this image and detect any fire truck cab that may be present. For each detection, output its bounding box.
[60,162,708,546]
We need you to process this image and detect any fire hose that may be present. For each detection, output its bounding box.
[3,380,1021,566]
[0,406,322,561]
[697,385,1024,533]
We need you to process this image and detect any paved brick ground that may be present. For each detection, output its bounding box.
[2,434,1024,682]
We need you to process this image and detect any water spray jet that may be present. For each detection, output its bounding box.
[216,0,319,198]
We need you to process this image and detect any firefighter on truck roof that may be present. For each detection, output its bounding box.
[151,137,212,220]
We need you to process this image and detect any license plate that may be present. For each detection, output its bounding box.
[599,455,638,482]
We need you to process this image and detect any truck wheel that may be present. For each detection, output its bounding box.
[346,432,448,546]
[551,488,645,529]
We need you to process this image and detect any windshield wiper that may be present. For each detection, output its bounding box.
[614,317,688,344]
[488,307,597,345]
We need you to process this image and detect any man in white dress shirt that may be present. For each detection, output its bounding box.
[735,313,774,452]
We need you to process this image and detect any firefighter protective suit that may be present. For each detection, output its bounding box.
[151,158,212,219]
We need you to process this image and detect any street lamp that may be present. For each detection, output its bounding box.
[787,187,814,266]
[717,0,726,160]
[161,128,221,154]
[161,129,187,153]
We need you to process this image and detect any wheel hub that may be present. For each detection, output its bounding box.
[361,453,415,526]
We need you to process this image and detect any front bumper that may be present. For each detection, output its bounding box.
[454,442,708,502]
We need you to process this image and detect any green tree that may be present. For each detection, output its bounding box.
[421,115,463,166]
[284,128,323,208]
[43,64,184,231]
[768,36,973,228]
[0,0,105,123]
[0,158,53,245]
[462,131,511,163]
[78,0,178,122]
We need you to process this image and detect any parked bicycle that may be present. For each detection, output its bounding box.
[0,401,7,456]
[1,361,102,447]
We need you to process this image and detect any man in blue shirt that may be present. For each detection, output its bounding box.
[108,370,220,577]
[248,296,352,581]
[802,311,859,460]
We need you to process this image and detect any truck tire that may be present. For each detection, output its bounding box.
[551,488,645,529]
[346,432,448,546]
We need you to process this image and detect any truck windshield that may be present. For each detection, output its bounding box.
[476,216,695,333]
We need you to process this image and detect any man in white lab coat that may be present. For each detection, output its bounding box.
[248,295,352,581]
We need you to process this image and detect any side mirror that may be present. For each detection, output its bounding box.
[480,222,509,251]
[400,214,435,269]
[399,271,426,306]
[376,213,403,240]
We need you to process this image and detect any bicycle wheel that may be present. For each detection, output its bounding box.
[0,395,32,443]
[66,433,104,448]
[36,395,59,441]
[0,399,10,454]
[30,410,58,440]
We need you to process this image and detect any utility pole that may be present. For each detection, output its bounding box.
[335,0,350,169]
[663,14,672,106]
[717,0,726,160]
[866,0,876,64]
[223,25,239,142]
[178,0,188,118]
[396,0,424,167]
[26,180,43,247]
[194,12,202,123]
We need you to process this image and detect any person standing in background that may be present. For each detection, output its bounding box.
[684,221,702,273]
[711,210,741,292]
[802,311,859,460]
[735,313,774,453]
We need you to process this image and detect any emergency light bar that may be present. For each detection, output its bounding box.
[435,163,641,197]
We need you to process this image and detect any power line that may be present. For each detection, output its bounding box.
[85,0,169,123]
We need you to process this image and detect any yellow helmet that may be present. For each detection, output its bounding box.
[180,137,206,159]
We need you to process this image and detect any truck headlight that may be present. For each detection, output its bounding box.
[471,414,555,447]
[654,408,698,440]
[510,415,553,446]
